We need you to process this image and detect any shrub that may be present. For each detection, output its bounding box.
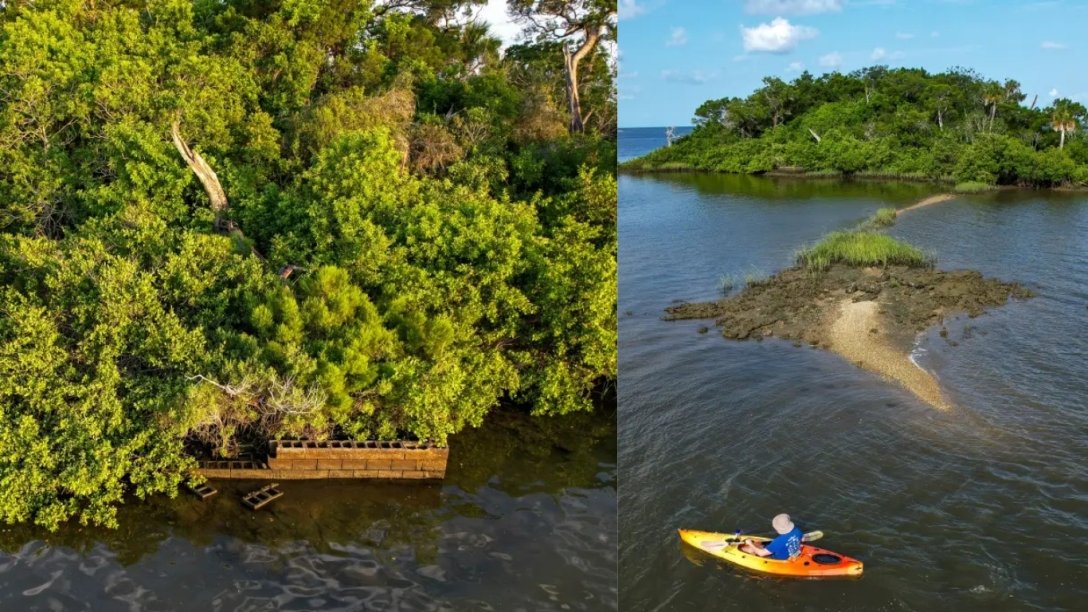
[954,181,996,193]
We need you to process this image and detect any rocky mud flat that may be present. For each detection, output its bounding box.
[665,264,1034,408]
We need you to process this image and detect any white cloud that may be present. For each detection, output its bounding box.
[661,69,710,84]
[619,0,646,20]
[667,27,688,47]
[1049,88,1059,97]
[819,51,843,68]
[871,47,886,60]
[741,18,818,53]
[477,0,521,48]
[745,0,842,14]
[1041,41,1067,50]
[787,61,805,72]
[895,32,915,40]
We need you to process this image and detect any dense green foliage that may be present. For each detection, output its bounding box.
[0,0,616,529]
[623,66,1088,187]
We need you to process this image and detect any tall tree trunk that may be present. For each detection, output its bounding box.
[1060,127,1066,149]
[989,103,997,132]
[171,120,229,230]
[562,27,602,134]
[937,107,943,130]
[563,47,583,133]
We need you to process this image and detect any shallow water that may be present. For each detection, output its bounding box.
[0,407,616,611]
[618,134,1088,610]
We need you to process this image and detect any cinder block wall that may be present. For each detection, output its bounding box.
[195,440,448,480]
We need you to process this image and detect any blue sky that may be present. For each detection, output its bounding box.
[618,0,1088,127]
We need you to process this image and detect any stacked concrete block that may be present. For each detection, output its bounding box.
[195,459,269,479]
[267,440,448,480]
[194,440,448,480]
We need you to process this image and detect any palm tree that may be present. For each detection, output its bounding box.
[1050,99,1079,149]
[981,83,1004,132]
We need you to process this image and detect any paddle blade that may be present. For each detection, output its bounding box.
[802,530,824,542]
[701,539,742,550]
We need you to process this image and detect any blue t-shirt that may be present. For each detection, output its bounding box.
[765,527,803,560]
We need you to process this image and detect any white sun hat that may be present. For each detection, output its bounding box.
[772,513,795,534]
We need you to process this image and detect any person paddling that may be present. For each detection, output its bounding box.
[740,513,803,560]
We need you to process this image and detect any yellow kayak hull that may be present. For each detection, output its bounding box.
[678,528,863,578]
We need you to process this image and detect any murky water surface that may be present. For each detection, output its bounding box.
[0,407,616,611]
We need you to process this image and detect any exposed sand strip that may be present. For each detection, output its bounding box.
[897,193,956,215]
[827,299,951,410]
[666,265,1031,413]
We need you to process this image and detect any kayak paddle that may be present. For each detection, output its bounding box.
[700,530,823,549]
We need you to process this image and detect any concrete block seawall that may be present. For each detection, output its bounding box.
[195,440,448,480]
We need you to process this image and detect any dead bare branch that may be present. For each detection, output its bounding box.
[171,119,228,227]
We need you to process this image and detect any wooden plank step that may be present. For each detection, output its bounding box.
[188,482,218,500]
[242,482,283,511]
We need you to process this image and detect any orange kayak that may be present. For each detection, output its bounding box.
[678,528,863,578]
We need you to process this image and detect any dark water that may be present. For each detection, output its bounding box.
[0,407,616,611]
[618,146,1088,608]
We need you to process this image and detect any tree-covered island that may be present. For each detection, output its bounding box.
[622,66,1088,189]
[0,0,616,530]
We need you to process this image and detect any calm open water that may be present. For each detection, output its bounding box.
[618,128,1088,610]
[0,407,616,611]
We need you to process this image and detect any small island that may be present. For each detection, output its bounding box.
[664,205,1033,410]
[622,66,1088,191]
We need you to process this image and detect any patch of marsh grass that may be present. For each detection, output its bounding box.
[719,268,770,295]
[854,207,899,232]
[796,231,931,270]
